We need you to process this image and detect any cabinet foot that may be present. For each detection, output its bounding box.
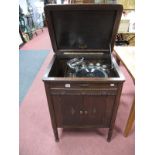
[107,137,111,142]
[107,129,112,142]
[53,129,59,142]
[55,137,59,142]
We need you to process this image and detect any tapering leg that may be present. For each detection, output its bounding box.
[124,98,135,137]
[107,128,113,142]
[53,128,59,142]
[116,57,121,65]
[107,83,124,142]
[44,83,59,142]
[107,129,112,142]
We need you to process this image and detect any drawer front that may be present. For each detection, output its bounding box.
[51,94,115,127]
[50,88,117,96]
[49,82,118,89]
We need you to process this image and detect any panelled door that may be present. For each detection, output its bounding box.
[52,94,116,127]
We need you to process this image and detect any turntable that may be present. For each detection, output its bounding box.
[43,4,125,142]
[66,57,109,77]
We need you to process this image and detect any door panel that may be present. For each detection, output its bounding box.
[83,95,115,126]
[52,95,84,126]
[51,94,115,127]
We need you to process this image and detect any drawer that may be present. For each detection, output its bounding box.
[50,88,117,96]
[48,82,118,89]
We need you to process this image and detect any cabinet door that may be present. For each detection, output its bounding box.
[52,95,84,126]
[52,94,115,127]
[83,95,115,127]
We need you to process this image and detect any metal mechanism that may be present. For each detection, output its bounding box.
[66,57,110,78]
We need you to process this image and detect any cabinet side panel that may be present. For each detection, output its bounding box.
[107,82,123,141]
[109,83,123,128]
[44,82,59,140]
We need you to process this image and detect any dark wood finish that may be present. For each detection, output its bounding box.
[44,4,123,53]
[51,91,115,127]
[43,4,125,142]
[107,82,123,141]
[43,57,125,142]
[44,83,59,141]
[116,56,121,65]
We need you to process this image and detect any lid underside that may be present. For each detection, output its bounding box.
[45,4,123,53]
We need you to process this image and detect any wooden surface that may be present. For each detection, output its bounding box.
[70,0,135,9]
[44,4,123,53]
[117,0,135,10]
[114,46,135,137]
[114,46,135,81]
[124,97,135,137]
[43,56,125,142]
[43,4,125,142]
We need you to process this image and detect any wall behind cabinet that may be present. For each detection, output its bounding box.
[117,0,135,9]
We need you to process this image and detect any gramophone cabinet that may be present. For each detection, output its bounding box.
[43,4,125,142]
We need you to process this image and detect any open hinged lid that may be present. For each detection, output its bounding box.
[45,4,123,54]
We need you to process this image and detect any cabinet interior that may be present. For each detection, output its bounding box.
[48,55,119,78]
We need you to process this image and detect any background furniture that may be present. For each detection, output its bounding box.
[69,0,135,46]
[114,46,135,137]
[19,0,45,42]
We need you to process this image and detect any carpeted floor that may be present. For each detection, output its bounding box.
[20,28,52,50]
[20,27,135,155]
[19,50,49,104]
